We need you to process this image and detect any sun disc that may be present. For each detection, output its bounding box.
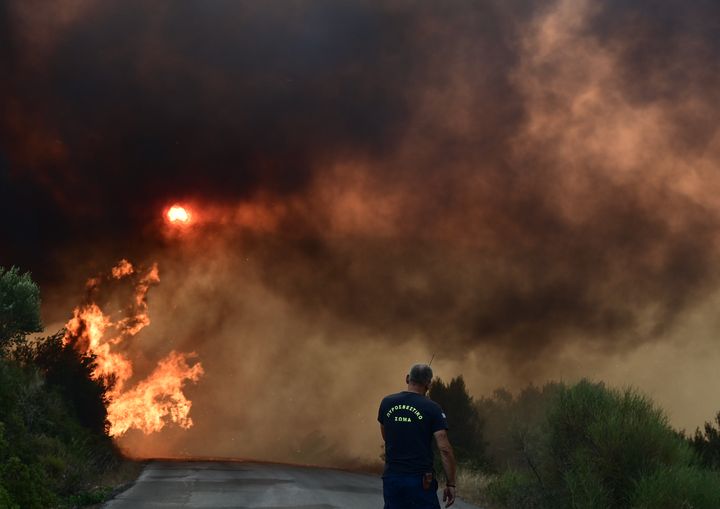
[167,205,191,224]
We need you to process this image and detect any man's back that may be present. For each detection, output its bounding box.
[378,391,448,476]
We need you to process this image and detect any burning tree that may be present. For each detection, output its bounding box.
[63,259,204,437]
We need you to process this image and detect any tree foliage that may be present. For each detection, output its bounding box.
[0,267,118,507]
[32,332,110,435]
[0,345,117,507]
[477,383,562,473]
[690,412,720,470]
[430,375,488,468]
[485,380,720,509]
[0,267,42,352]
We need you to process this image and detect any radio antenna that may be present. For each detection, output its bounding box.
[429,353,435,366]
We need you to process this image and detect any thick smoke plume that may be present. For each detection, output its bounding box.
[2,0,720,461]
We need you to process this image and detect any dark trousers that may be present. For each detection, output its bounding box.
[382,474,441,509]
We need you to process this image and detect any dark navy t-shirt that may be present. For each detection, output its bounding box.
[378,391,449,476]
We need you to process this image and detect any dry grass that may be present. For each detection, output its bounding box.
[456,467,500,508]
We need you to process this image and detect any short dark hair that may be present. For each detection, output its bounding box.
[408,364,433,386]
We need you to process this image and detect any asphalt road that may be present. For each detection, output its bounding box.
[103,460,482,509]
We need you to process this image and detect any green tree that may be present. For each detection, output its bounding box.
[430,376,488,468]
[690,412,720,470]
[477,383,562,473]
[32,332,110,435]
[486,380,720,509]
[0,268,119,506]
[0,267,42,353]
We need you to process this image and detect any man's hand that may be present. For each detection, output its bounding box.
[442,485,456,507]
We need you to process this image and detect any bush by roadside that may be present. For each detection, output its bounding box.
[483,380,720,509]
[476,382,562,474]
[0,353,122,508]
[0,266,137,508]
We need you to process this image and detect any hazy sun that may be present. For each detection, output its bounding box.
[166,205,191,224]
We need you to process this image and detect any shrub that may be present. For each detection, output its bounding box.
[0,457,54,509]
[0,357,118,506]
[482,380,720,509]
[0,484,17,509]
[541,380,698,508]
[0,424,11,509]
[67,486,113,506]
[632,465,720,509]
[32,332,110,434]
[689,412,720,470]
[0,268,121,506]
[477,382,562,472]
[486,469,545,509]
[0,422,6,457]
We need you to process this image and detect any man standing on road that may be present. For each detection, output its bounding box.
[378,364,457,508]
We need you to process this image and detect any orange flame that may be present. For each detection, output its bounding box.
[63,260,203,436]
[107,351,204,436]
[111,258,134,278]
[65,303,133,393]
[114,262,159,341]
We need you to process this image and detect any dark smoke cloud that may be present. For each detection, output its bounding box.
[3,0,720,454]
[3,0,720,352]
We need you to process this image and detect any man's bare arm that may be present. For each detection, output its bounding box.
[434,430,457,507]
[433,430,456,483]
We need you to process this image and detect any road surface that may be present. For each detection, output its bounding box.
[103,460,482,509]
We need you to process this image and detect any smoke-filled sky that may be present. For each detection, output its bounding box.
[2,0,720,461]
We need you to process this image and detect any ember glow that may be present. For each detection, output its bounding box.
[166,205,191,224]
[63,260,203,436]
